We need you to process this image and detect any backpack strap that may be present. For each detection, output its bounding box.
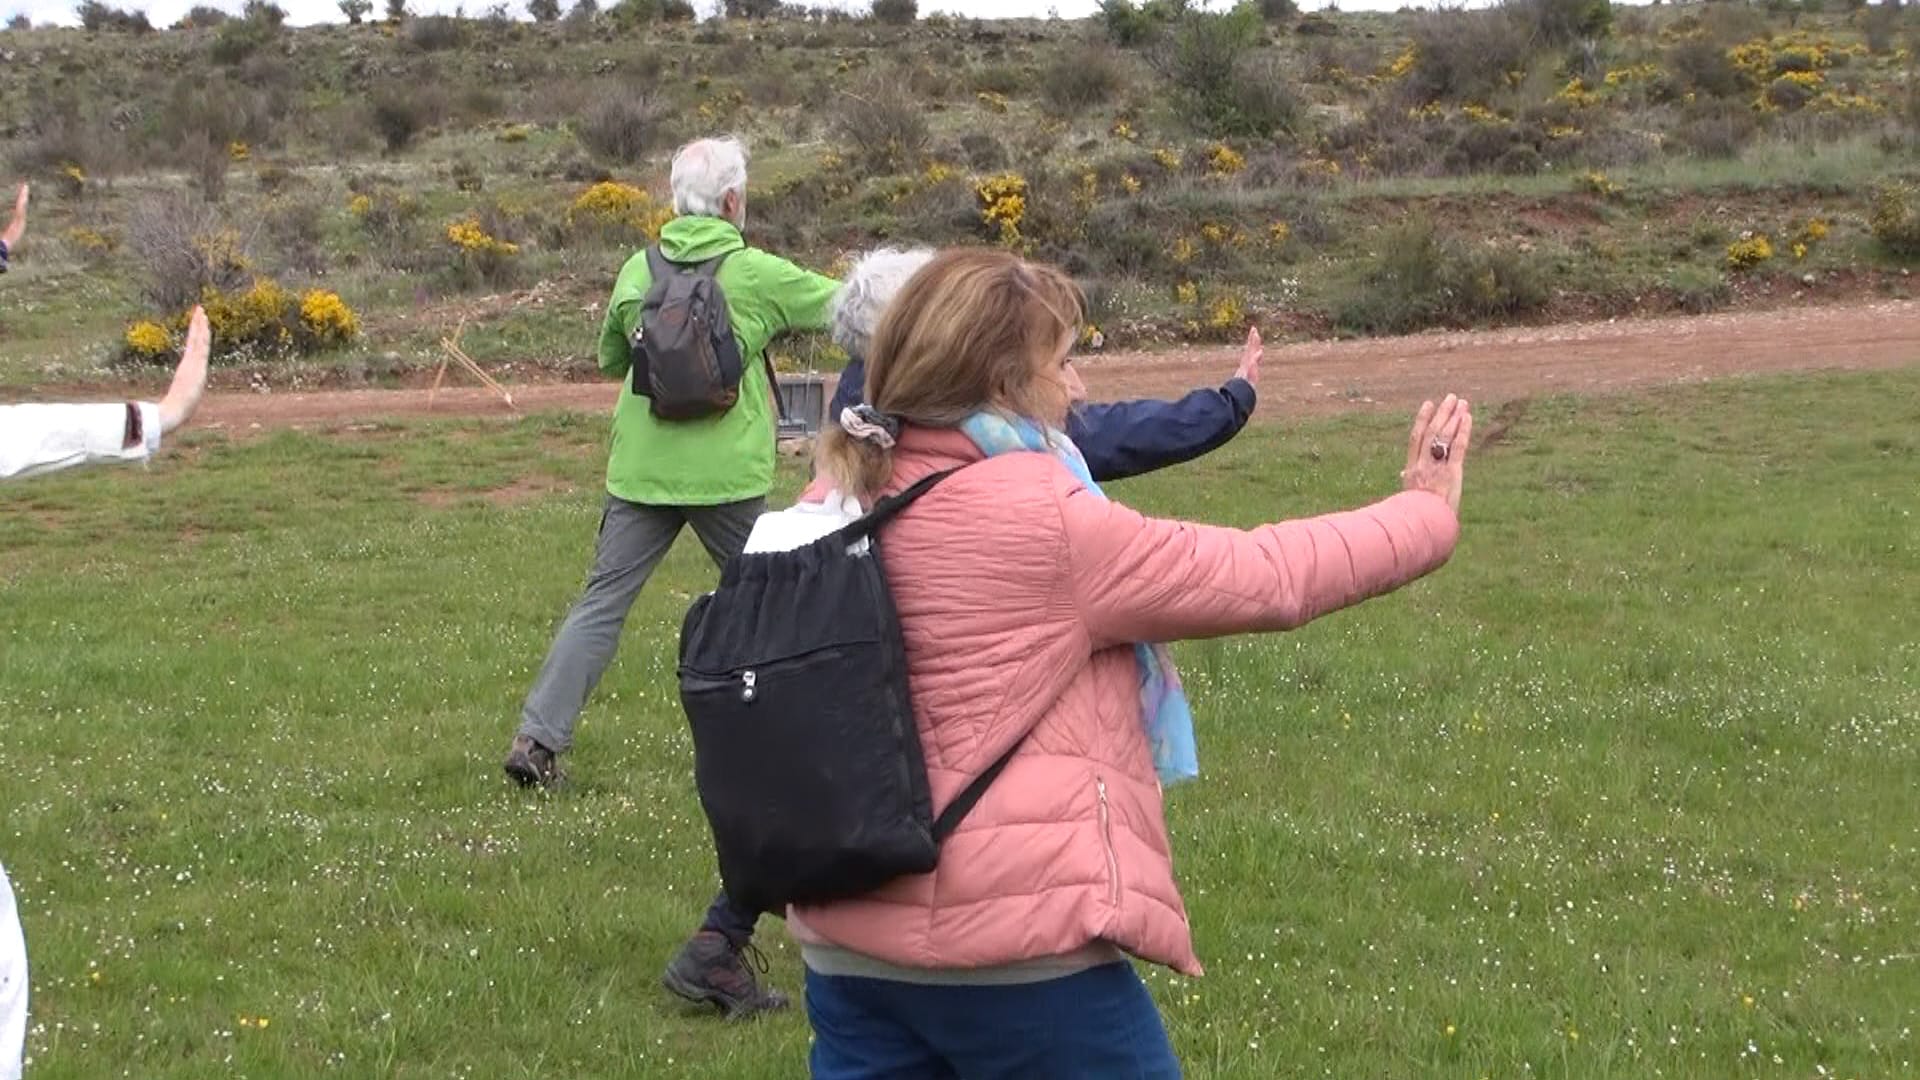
[931,735,1026,842]
[648,247,787,422]
[840,466,958,542]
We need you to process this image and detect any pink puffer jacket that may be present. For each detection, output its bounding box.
[787,426,1460,976]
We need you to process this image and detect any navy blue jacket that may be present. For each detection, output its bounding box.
[830,357,1257,483]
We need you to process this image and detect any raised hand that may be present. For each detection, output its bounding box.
[2,183,25,250]
[159,306,211,434]
[1233,325,1261,392]
[1400,394,1472,514]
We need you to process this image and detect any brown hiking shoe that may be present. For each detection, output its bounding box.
[503,735,563,789]
[662,931,790,1019]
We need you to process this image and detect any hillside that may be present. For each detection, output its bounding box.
[1,0,1917,387]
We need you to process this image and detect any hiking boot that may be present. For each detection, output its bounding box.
[503,735,563,789]
[662,931,790,1019]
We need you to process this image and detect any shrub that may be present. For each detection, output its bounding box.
[1666,37,1745,98]
[185,134,231,202]
[450,159,485,192]
[833,79,930,172]
[567,180,674,245]
[1100,0,1181,48]
[572,88,668,165]
[405,14,467,50]
[77,1,153,32]
[1258,0,1298,20]
[370,87,441,153]
[871,0,916,25]
[211,15,279,65]
[1041,45,1127,115]
[298,289,360,350]
[1333,217,1548,334]
[242,1,287,27]
[976,173,1029,245]
[126,193,255,312]
[261,197,325,274]
[1503,0,1612,46]
[1766,74,1816,112]
[1672,98,1760,158]
[339,0,372,24]
[447,217,521,288]
[1868,182,1920,259]
[1724,233,1774,271]
[350,188,426,265]
[7,14,31,29]
[1665,264,1729,314]
[725,0,782,14]
[385,0,408,19]
[178,5,231,27]
[1403,10,1533,104]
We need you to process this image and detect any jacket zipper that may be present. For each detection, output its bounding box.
[1096,776,1121,906]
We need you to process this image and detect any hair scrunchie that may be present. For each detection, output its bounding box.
[839,404,900,449]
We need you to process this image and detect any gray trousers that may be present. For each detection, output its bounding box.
[518,494,764,755]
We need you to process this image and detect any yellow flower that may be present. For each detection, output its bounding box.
[496,124,533,143]
[125,321,175,359]
[1206,293,1244,331]
[976,173,1029,245]
[1445,1023,1457,1037]
[1742,994,1756,1008]
[447,220,520,257]
[976,90,1010,114]
[1461,104,1506,125]
[1171,236,1196,264]
[1110,120,1136,142]
[1174,281,1198,305]
[228,141,250,162]
[1207,143,1246,175]
[1554,78,1602,108]
[1384,44,1416,80]
[1121,174,1141,196]
[299,289,360,348]
[1725,234,1775,271]
[1268,221,1290,245]
[1792,242,1808,260]
[568,181,673,240]
[1153,148,1182,171]
[923,161,957,185]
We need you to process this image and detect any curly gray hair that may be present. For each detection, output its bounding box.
[829,246,936,363]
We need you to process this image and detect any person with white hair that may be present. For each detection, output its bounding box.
[500,137,838,1018]
[827,247,1263,483]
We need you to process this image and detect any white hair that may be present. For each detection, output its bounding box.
[830,247,936,362]
[670,136,750,219]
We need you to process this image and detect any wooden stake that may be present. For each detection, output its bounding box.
[433,320,517,412]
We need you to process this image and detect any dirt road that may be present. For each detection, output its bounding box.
[190,300,1919,433]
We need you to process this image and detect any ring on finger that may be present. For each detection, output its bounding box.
[1429,438,1451,461]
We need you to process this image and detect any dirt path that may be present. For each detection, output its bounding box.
[190,300,1919,434]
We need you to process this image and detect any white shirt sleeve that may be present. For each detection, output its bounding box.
[0,402,162,482]
[0,863,26,1080]
[741,490,866,555]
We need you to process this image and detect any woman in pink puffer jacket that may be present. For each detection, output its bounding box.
[796,248,1472,1079]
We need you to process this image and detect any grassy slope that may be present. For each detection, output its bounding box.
[3,368,1916,1077]
[1,5,1917,386]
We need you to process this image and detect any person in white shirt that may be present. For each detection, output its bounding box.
[0,303,211,482]
[3,182,212,1076]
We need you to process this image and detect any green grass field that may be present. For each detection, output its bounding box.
[3,368,1916,1078]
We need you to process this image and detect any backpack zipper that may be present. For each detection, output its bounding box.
[1096,776,1120,906]
[740,670,757,703]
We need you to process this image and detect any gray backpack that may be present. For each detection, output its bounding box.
[630,247,778,421]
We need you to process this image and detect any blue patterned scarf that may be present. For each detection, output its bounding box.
[959,412,1199,785]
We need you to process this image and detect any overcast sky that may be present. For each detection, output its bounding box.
[4,0,1416,29]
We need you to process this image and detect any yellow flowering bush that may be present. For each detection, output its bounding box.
[448,218,521,285]
[1724,233,1775,271]
[1407,102,1446,122]
[298,289,360,349]
[567,181,674,244]
[1268,221,1291,246]
[976,91,1010,114]
[1121,174,1142,196]
[203,278,297,351]
[1152,148,1182,171]
[1174,281,1198,305]
[1547,123,1583,140]
[1384,45,1416,80]
[1554,78,1603,108]
[349,194,373,217]
[1867,182,1920,258]
[1460,104,1507,125]
[228,141,251,162]
[922,161,958,185]
[976,173,1028,246]
[124,321,175,362]
[1171,236,1197,264]
[1110,120,1136,142]
[1577,171,1622,198]
[58,162,86,198]
[1205,292,1245,335]
[497,124,534,143]
[1207,143,1246,176]
[1297,157,1342,182]
[1602,63,1660,89]
[65,226,118,261]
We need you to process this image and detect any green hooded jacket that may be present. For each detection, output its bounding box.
[597,215,839,506]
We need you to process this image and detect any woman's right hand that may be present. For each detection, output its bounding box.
[3,183,26,249]
[1401,394,1472,513]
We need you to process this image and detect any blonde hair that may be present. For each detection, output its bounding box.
[818,247,1084,500]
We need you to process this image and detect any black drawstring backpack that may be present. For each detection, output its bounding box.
[677,468,1020,915]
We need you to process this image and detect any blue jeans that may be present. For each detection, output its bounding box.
[805,961,1180,1079]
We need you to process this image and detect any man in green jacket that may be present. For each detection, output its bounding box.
[504,137,836,1011]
